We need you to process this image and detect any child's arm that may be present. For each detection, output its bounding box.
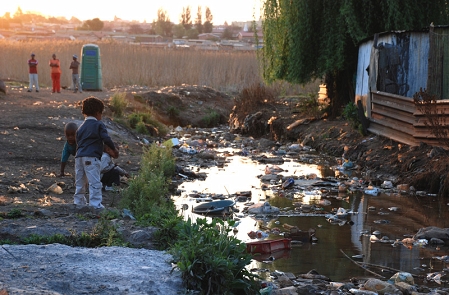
[59,162,67,177]
[59,142,73,177]
[115,166,129,177]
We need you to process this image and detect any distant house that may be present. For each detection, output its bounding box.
[237,31,263,43]
[198,33,221,40]
[135,35,163,43]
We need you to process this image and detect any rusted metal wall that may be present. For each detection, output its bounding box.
[369,91,449,147]
[356,31,429,114]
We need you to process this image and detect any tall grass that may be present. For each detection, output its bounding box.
[0,40,261,92]
[0,39,315,94]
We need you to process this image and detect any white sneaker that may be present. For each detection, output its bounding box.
[104,186,114,191]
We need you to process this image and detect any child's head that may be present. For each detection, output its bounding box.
[81,96,104,119]
[64,122,77,145]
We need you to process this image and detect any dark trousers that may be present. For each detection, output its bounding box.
[101,168,120,187]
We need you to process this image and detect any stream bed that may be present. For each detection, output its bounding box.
[172,146,449,283]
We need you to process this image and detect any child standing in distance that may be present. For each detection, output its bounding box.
[101,143,129,191]
[74,97,118,209]
[59,122,78,177]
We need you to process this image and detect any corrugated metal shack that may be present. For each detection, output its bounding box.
[355,24,449,146]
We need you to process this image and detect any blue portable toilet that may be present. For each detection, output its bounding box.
[80,44,102,91]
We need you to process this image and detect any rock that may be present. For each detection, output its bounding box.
[388,272,414,285]
[273,286,298,295]
[296,284,324,295]
[196,152,215,160]
[394,282,417,294]
[430,238,445,245]
[363,278,400,295]
[277,274,294,287]
[47,183,63,194]
[258,138,276,149]
[247,202,280,214]
[413,226,449,244]
[260,174,281,182]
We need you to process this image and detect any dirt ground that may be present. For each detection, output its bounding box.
[0,83,447,241]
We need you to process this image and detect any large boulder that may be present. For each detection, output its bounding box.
[413,226,449,244]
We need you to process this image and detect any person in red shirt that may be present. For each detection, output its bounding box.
[27,53,39,92]
[49,53,61,93]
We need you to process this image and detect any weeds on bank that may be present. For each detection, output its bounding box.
[170,218,259,294]
[127,112,168,136]
[118,143,259,293]
[120,143,176,224]
[1,212,128,247]
[234,83,277,118]
[110,92,128,117]
[342,101,365,134]
[201,109,221,127]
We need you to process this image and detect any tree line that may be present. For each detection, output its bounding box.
[0,5,216,39]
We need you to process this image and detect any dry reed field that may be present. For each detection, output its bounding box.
[0,40,266,91]
[0,40,319,95]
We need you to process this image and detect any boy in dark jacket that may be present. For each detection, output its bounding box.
[74,96,118,209]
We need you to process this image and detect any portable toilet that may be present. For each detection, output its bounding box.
[80,44,102,91]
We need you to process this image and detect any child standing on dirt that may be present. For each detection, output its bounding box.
[100,143,129,191]
[74,96,118,209]
[59,122,78,177]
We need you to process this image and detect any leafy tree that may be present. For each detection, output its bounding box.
[128,24,144,34]
[82,18,104,31]
[195,6,203,34]
[70,16,82,24]
[221,27,233,40]
[180,6,192,30]
[173,23,186,38]
[13,7,23,19]
[186,28,199,39]
[203,7,213,33]
[154,8,172,37]
[262,0,449,117]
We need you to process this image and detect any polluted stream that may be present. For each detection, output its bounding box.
[172,140,449,284]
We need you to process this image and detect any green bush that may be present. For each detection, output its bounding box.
[110,92,128,117]
[128,113,142,128]
[135,121,148,134]
[120,143,176,221]
[127,112,169,136]
[342,102,360,129]
[6,208,23,218]
[167,106,180,118]
[170,218,259,294]
[201,109,221,127]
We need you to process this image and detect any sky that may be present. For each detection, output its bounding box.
[0,0,263,25]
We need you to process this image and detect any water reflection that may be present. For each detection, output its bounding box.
[173,148,449,282]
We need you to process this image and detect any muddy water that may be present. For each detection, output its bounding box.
[172,148,449,282]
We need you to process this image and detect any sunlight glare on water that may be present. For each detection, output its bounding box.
[172,147,449,282]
